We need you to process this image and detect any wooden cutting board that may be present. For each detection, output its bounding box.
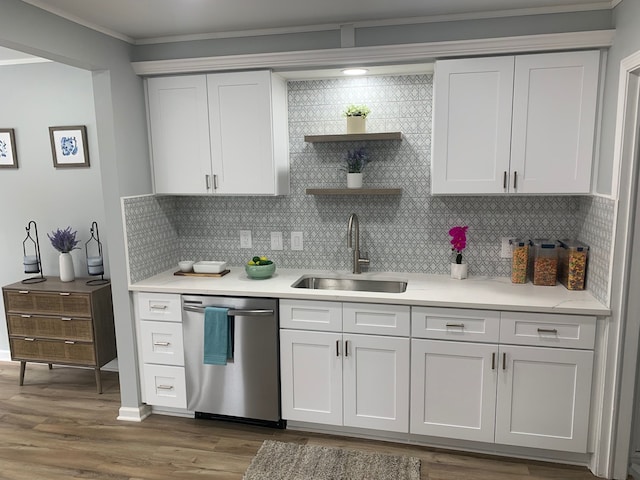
[173,269,230,278]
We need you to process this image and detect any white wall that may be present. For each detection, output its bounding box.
[0,62,105,355]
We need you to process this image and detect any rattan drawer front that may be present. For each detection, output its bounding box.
[5,291,91,317]
[10,338,96,364]
[7,314,94,342]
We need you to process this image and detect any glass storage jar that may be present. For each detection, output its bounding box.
[531,239,559,286]
[510,238,529,284]
[558,240,589,290]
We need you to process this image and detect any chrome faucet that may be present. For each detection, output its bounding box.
[347,213,370,274]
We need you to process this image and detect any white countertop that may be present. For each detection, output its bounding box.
[130,267,610,316]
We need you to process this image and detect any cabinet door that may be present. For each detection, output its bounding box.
[432,56,514,194]
[208,71,280,195]
[495,345,593,453]
[147,76,212,194]
[410,339,497,442]
[280,329,343,425]
[510,51,599,194]
[343,334,410,433]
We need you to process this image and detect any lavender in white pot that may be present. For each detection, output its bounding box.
[48,226,79,282]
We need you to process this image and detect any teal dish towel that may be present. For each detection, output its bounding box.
[203,307,232,365]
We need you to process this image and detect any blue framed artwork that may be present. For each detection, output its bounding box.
[0,128,18,168]
[49,125,90,168]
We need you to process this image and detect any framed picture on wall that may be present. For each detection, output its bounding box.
[49,125,90,168]
[0,128,18,168]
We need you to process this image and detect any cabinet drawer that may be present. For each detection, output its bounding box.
[140,321,185,366]
[5,290,91,317]
[280,299,342,332]
[136,292,182,322]
[7,314,93,342]
[412,307,500,343]
[343,303,410,336]
[499,312,596,349]
[10,338,96,365]
[143,364,187,409]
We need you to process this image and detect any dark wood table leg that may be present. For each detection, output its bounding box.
[48,363,53,369]
[19,361,26,386]
[95,368,102,394]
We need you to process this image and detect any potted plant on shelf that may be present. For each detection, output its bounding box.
[449,225,469,279]
[343,147,369,188]
[48,226,79,282]
[343,104,371,134]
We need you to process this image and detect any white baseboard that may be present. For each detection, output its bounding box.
[117,405,152,422]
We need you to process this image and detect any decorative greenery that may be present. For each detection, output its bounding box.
[48,226,79,253]
[343,104,371,118]
[343,147,369,173]
[449,226,468,264]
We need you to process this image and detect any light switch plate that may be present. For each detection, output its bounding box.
[271,232,283,250]
[291,232,303,251]
[501,237,513,258]
[240,230,252,249]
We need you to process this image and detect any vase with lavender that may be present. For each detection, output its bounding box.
[343,147,369,188]
[48,227,79,282]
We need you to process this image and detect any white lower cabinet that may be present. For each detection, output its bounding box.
[410,308,596,453]
[134,292,187,409]
[279,300,410,433]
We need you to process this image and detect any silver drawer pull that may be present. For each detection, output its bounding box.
[64,341,75,344]
[21,315,32,318]
[24,337,35,342]
[59,292,71,296]
[446,323,465,328]
[61,317,73,321]
[183,305,274,316]
[537,328,558,334]
[153,342,171,347]
[150,304,168,310]
[18,290,29,294]
[157,385,174,390]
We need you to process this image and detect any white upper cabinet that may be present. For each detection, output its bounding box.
[431,50,600,195]
[147,70,289,195]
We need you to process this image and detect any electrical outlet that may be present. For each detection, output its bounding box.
[501,237,513,258]
[271,232,283,250]
[291,232,303,251]
[240,230,252,249]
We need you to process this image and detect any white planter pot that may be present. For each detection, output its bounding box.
[346,116,366,134]
[347,172,363,188]
[450,262,468,280]
[59,252,75,282]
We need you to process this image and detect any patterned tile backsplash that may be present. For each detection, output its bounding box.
[122,73,614,306]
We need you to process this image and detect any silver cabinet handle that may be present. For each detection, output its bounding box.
[64,341,75,344]
[150,304,168,310]
[157,385,174,390]
[492,352,496,370]
[213,174,218,190]
[446,323,465,329]
[21,315,32,318]
[537,328,558,334]
[154,341,171,347]
[59,292,71,296]
[503,171,507,189]
[19,290,29,294]
[24,337,35,342]
[513,171,518,190]
[61,317,72,321]
[205,174,211,190]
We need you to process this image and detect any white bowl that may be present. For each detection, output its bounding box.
[178,260,195,272]
[193,260,227,274]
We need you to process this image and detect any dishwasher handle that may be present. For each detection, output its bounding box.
[183,305,274,316]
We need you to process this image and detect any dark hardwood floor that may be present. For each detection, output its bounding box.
[0,361,606,479]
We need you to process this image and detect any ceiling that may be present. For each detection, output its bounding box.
[19,0,616,44]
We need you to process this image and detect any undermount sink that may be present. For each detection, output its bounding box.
[291,275,407,293]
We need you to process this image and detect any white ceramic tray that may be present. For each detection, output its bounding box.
[193,261,227,274]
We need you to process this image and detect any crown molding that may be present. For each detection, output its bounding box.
[132,29,615,76]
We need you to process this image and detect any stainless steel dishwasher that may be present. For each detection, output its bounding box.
[182,295,284,428]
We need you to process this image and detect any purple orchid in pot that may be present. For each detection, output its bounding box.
[48,226,79,282]
[449,225,468,279]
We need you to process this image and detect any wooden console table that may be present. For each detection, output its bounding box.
[2,278,116,393]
